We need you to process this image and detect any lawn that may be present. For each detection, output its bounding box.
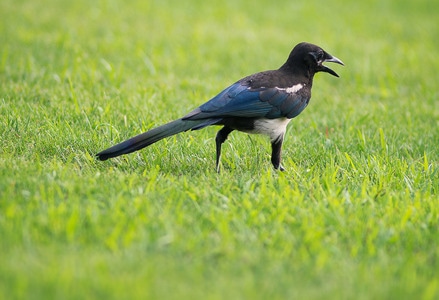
[1,0,438,299]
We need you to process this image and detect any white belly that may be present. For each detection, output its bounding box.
[250,118,291,142]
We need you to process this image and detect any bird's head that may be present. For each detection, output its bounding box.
[282,42,344,78]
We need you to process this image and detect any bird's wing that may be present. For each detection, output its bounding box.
[183,82,309,121]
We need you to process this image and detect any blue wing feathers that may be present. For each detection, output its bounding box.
[284,96,308,118]
[199,83,249,112]
[183,82,308,121]
[268,91,289,107]
[259,89,278,102]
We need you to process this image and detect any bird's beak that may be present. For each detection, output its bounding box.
[320,55,344,77]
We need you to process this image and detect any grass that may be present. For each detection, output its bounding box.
[1,0,438,298]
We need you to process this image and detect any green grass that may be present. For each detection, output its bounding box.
[1,0,439,298]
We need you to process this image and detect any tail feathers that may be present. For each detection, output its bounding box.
[96,118,205,161]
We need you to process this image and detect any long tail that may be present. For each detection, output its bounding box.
[96,118,205,161]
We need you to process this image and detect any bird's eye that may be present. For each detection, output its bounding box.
[309,51,324,63]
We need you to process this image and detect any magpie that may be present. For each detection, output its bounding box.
[96,42,343,171]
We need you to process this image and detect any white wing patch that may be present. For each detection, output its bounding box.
[248,83,304,94]
[282,83,303,94]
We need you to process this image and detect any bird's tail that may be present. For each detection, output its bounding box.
[96,118,205,161]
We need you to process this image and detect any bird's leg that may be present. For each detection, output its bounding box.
[215,126,234,173]
[271,137,285,171]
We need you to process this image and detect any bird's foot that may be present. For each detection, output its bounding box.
[273,164,285,171]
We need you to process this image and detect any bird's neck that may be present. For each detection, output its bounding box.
[279,64,315,87]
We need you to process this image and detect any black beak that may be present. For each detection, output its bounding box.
[320,54,344,77]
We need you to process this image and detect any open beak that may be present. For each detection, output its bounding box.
[320,55,344,77]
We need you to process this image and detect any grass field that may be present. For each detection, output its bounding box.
[1,0,438,298]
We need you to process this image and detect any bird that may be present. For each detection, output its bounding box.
[96,42,343,172]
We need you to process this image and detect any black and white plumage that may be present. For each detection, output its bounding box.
[96,42,344,171]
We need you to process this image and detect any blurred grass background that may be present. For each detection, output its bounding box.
[1,0,438,299]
